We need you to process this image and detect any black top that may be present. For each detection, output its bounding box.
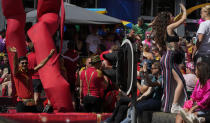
[166,31,179,42]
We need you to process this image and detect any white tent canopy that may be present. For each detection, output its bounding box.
[26,2,121,24]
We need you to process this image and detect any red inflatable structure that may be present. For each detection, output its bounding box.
[0,113,111,123]
[2,0,74,112]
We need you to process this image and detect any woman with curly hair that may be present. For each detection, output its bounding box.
[152,4,188,113]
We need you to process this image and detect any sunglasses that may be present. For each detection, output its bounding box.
[20,62,28,65]
[151,67,158,70]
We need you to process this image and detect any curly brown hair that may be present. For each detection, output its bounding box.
[152,12,172,52]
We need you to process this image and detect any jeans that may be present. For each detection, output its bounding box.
[120,107,133,123]
[120,99,161,123]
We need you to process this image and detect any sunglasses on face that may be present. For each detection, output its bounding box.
[20,62,28,65]
[151,67,158,70]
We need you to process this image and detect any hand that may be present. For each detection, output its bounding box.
[188,106,197,114]
[8,47,17,53]
[143,63,147,72]
[135,35,141,41]
[188,108,194,114]
[80,98,83,105]
[128,102,131,107]
[137,96,142,102]
[179,3,186,12]
[49,49,55,58]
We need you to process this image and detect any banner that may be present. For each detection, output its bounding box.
[99,0,140,23]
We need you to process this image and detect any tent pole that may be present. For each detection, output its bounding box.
[34,0,37,9]
[95,0,98,8]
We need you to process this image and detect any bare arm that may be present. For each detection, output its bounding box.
[137,87,153,101]
[196,34,204,49]
[148,16,157,27]
[167,4,186,33]
[138,82,149,94]
[189,104,199,113]
[34,49,55,71]
[8,47,19,75]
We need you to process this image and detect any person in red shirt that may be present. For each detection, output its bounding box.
[9,47,55,112]
[80,55,107,113]
[27,43,43,105]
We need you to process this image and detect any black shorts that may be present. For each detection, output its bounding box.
[32,79,43,93]
[16,101,37,113]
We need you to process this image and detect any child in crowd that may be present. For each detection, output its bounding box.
[186,39,195,63]
[142,32,155,51]
[183,62,197,97]
[151,47,161,61]
[176,62,210,123]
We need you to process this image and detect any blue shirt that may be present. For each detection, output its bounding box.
[142,74,163,100]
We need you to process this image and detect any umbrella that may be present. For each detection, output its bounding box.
[26,2,121,24]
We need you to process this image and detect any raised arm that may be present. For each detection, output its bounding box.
[148,16,157,27]
[167,4,186,32]
[8,47,19,75]
[34,49,55,71]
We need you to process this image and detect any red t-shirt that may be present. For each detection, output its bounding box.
[80,67,105,98]
[13,69,34,99]
[27,52,40,79]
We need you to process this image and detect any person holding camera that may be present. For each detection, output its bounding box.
[120,61,163,123]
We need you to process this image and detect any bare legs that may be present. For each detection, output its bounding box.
[172,69,184,104]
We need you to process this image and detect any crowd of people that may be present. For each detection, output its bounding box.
[0,3,209,123]
[104,4,210,123]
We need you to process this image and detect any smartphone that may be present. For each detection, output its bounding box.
[192,37,197,44]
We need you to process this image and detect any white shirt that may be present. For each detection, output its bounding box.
[197,20,210,54]
[86,34,101,54]
[183,74,197,92]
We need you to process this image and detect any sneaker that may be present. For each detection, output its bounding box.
[171,103,181,113]
[180,108,189,122]
[194,116,205,123]
[43,104,53,113]
[187,114,197,123]
[180,110,197,123]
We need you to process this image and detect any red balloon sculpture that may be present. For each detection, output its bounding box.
[2,0,74,112]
